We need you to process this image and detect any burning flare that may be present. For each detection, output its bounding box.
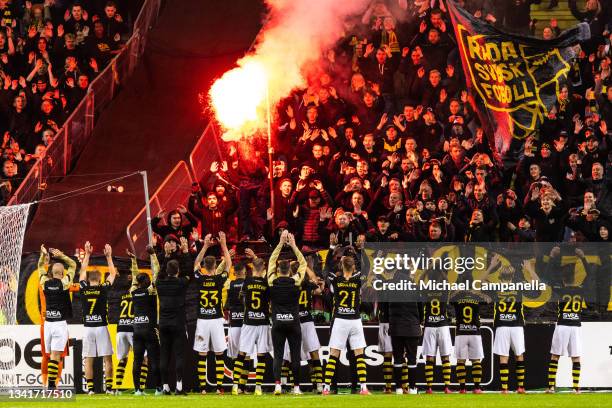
[209,0,371,141]
[209,60,268,140]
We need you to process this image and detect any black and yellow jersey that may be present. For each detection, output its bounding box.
[422,290,449,327]
[195,273,227,320]
[298,280,318,323]
[242,276,270,325]
[329,272,362,320]
[556,286,585,327]
[39,252,76,322]
[131,286,158,329]
[493,291,524,327]
[80,280,111,327]
[117,290,134,332]
[225,278,245,327]
[453,293,481,335]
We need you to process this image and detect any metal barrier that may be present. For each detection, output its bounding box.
[65,92,95,168]
[125,5,264,257]
[126,121,228,257]
[7,0,161,206]
[126,161,195,257]
[189,122,223,183]
[8,128,68,205]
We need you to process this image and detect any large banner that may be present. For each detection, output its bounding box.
[17,252,612,326]
[447,1,590,153]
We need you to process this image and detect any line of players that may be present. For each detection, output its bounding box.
[38,236,586,395]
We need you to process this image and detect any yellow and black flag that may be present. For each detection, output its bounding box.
[446,1,589,153]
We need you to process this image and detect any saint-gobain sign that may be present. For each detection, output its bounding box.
[0,325,83,387]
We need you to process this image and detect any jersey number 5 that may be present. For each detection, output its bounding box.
[250,291,261,309]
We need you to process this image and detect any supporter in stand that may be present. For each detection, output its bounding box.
[0,0,131,205]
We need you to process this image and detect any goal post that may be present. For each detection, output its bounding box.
[0,204,31,389]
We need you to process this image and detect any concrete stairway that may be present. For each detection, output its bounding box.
[530,0,584,37]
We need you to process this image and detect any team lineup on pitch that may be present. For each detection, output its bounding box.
[34,233,600,397]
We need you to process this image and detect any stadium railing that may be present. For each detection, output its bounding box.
[126,121,226,257]
[7,0,162,206]
[126,160,195,257]
[189,122,224,183]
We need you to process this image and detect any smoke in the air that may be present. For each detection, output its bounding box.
[210,0,372,140]
[254,0,370,97]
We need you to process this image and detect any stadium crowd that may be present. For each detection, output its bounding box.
[167,0,612,253]
[0,0,140,205]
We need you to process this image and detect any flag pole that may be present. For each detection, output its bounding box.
[266,81,275,232]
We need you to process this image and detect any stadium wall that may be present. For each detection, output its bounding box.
[4,323,612,392]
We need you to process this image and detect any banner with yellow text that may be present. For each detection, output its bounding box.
[447,1,589,153]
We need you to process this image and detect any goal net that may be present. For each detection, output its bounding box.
[0,204,31,389]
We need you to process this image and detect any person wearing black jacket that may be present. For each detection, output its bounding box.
[464,209,496,242]
[388,269,422,394]
[151,206,197,242]
[268,231,307,395]
[154,237,191,395]
[524,186,568,242]
[129,248,162,396]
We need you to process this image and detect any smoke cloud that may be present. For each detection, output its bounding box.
[210,0,372,140]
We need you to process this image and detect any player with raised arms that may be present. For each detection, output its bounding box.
[79,241,116,394]
[322,244,370,396]
[193,232,231,394]
[38,245,76,390]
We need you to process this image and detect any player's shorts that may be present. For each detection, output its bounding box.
[421,326,453,357]
[454,334,484,360]
[493,326,525,357]
[116,332,133,360]
[328,318,366,351]
[283,321,321,361]
[550,325,582,357]
[227,326,242,358]
[83,326,113,357]
[378,322,393,353]
[43,320,69,353]
[239,324,272,355]
[194,318,227,353]
[300,321,321,354]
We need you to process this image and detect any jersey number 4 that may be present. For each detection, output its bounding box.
[299,290,308,307]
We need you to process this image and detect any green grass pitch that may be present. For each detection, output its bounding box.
[12,391,612,408]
